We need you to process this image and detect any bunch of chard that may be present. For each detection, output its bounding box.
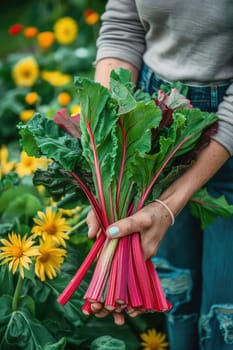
[54,69,218,315]
[18,68,219,316]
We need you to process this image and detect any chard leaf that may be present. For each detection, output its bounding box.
[131,108,218,207]
[189,188,233,229]
[171,108,218,158]
[74,77,119,220]
[115,100,161,215]
[18,113,84,171]
[130,112,186,203]
[53,108,81,139]
[110,68,137,115]
[33,163,89,203]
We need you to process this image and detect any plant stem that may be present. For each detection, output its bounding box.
[57,231,106,305]
[12,275,23,311]
[67,217,87,235]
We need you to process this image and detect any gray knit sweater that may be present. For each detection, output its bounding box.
[96,0,233,155]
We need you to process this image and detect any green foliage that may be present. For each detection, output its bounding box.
[90,336,126,350]
[189,188,233,228]
[0,0,104,143]
[18,114,83,170]
[18,67,233,229]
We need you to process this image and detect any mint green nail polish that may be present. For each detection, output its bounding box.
[108,226,119,236]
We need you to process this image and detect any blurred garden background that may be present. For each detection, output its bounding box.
[0,0,167,349]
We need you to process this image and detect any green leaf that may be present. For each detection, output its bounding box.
[74,76,119,216]
[45,275,89,327]
[90,335,126,350]
[32,163,89,203]
[2,193,42,221]
[110,68,136,115]
[0,185,39,213]
[43,337,66,350]
[171,108,218,158]
[18,113,83,171]
[115,100,162,214]
[19,295,36,316]
[132,107,218,207]
[0,265,14,296]
[0,295,13,324]
[189,188,233,229]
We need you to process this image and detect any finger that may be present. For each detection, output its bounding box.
[128,309,140,318]
[86,209,100,238]
[113,312,125,325]
[94,308,109,318]
[91,302,103,313]
[106,210,151,239]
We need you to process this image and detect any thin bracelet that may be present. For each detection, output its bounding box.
[155,199,175,226]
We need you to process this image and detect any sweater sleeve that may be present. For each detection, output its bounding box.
[96,0,146,70]
[212,83,233,156]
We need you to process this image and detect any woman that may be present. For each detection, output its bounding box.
[87,1,233,349]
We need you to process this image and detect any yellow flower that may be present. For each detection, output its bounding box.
[32,207,71,247]
[70,104,80,116]
[140,329,169,350]
[35,238,66,281]
[57,92,71,106]
[0,233,39,279]
[54,16,78,45]
[41,70,72,87]
[12,56,39,88]
[58,205,82,217]
[0,145,15,179]
[37,31,55,50]
[15,151,50,177]
[19,109,35,122]
[25,92,39,105]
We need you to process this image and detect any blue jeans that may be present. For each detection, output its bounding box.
[138,64,233,350]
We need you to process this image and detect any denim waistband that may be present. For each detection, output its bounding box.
[138,63,231,113]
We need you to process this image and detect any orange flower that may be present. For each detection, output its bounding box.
[8,24,23,36]
[37,31,55,50]
[57,92,71,106]
[24,26,38,39]
[85,9,100,25]
[25,92,39,105]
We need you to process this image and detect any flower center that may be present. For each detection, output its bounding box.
[150,341,160,350]
[24,158,33,166]
[23,69,32,78]
[13,247,23,257]
[39,252,50,263]
[45,223,57,235]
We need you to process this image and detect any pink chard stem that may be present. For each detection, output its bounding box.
[57,232,106,305]
[146,260,172,311]
[131,233,155,310]
[86,121,109,228]
[116,119,127,217]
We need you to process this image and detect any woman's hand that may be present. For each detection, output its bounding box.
[86,201,173,324]
[87,201,173,260]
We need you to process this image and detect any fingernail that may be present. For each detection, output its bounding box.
[108,226,119,236]
[88,227,92,235]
